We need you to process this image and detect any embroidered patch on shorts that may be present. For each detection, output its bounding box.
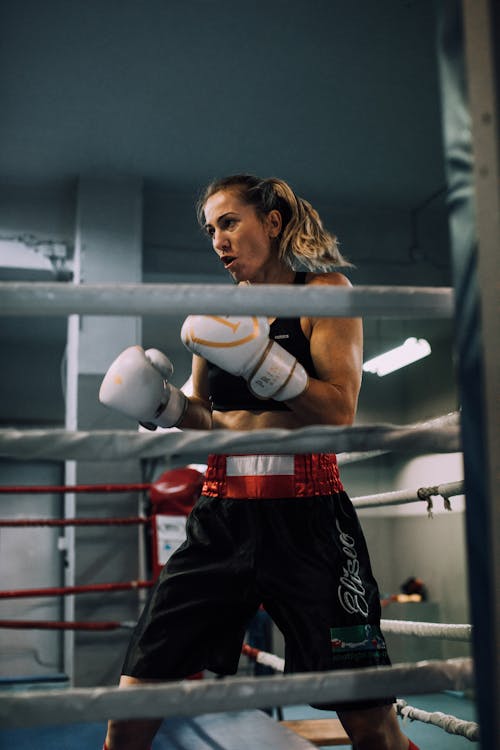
[330,624,389,668]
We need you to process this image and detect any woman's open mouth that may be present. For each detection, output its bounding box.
[221,255,236,269]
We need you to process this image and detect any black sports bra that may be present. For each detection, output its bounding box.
[207,272,318,412]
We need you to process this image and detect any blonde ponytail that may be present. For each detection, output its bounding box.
[266,178,350,270]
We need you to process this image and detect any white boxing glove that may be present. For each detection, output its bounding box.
[181,315,309,401]
[98,346,188,429]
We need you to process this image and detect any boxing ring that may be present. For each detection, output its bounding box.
[0,2,499,744]
[0,466,479,745]
[0,280,486,748]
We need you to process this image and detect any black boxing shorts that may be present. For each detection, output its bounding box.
[122,454,394,710]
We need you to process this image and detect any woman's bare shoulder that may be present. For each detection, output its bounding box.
[305,271,353,288]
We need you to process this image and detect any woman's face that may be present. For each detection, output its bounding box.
[202,189,281,283]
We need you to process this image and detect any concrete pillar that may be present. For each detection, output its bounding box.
[64,177,145,686]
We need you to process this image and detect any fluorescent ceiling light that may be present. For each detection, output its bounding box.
[363,337,431,376]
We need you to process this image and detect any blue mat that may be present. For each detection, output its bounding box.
[0,710,314,749]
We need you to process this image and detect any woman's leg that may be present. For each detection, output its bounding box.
[337,704,414,750]
[104,675,164,750]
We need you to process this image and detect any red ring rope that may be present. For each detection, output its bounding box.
[0,620,132,630]
[0,516,149,527]
[241,643,260,660]
[0,483,151,494]
[0,580,153,599]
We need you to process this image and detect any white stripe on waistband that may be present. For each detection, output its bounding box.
[226,455,295,477]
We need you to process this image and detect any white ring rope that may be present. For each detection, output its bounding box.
[0,658,473,729]
[246,648,286,673]
[380,620,472,641]
[0,282,454,318]
[337,449,390,465]
[353,480,464,514]
[396,699,479,741]
[0,412,460,462]
[246,622,471,680]
[245,647,478,741]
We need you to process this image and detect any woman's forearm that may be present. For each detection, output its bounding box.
[178,397,213,430]
[284,377,358,426]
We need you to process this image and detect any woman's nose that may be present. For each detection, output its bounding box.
[213,229,229,254]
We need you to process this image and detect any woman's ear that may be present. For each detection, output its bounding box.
[266,209,282,238]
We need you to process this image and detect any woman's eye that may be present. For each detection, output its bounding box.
[205,218,237,239]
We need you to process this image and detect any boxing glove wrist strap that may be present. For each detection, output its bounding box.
[156,385,189,428]
[248,341,309,401]
[142,385,188,431]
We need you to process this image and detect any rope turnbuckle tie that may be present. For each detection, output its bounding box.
[417,485,453,517]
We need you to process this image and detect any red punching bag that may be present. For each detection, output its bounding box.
[149,467,204,579]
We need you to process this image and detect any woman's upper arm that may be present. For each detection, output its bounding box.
[307,273,363,418]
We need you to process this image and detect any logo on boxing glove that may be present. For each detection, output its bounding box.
[183,316,261,349]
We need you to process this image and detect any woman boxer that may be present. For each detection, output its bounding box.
[99,174,418,750]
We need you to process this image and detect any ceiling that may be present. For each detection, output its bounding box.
[0,0,445,205]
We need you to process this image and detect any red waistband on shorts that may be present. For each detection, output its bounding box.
[202,453,343,499]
